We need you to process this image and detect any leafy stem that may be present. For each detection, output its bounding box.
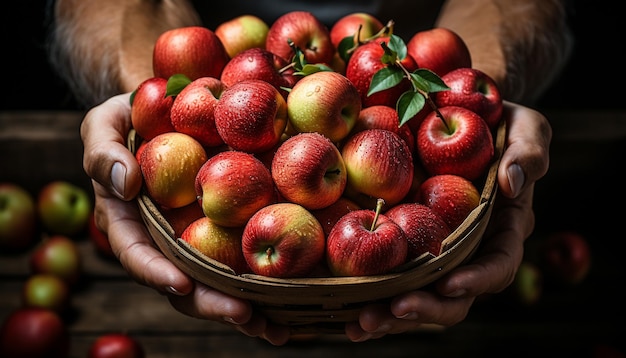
[367,34,450,130]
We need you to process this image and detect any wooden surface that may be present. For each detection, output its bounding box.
[1,110,625,357]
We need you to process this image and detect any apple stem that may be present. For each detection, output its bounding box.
[370,198,385,231]
[266,247,274,262]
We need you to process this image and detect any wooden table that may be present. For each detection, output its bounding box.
[1,110,624,357]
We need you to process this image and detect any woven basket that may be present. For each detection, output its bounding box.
[129,120,506,333]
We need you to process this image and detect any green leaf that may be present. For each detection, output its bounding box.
[165,74,192,97]
[380,41,398,65]
[387,34,407,60]
[338,36,355,63]
[397,91,426,127]
[368,67,404,96]
[413,69,450,93]
[294,63,334,76]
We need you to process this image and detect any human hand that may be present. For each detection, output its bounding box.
[80,93,291,345]
[344,101,552,342]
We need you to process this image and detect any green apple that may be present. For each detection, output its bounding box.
[21,273,71,314]
[30,235,82,287]
[215,14,270,58]
[37,180,92,236]
[0,182,38,251]
[287,71,361,143]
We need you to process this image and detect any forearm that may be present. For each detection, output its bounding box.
[48,0,201,108]
[436,0,574,104]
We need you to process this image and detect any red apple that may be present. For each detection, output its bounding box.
[130,76,176,141]
[21,273,71,314]
[271,132,347,210]
[181,216,249,275]
[435,67,503,130]
[30,235,82,287]
[0,182,38,252]
[87,211,115,260]
[341,129,414,208]
[406,27,472,77]
[417,106,494,181]
[214,79,288,153]
[540,230,591,285]
[170,76,227,147]
[195,150,275,228]
[265,11,335,65]
[416,174,481,230]
[351,105,415,153]
[311,197,361,237]
[0,307,70,358]
[330,12,385,49]
[220,47,298,100]
[152,26,229,81]
[385,202,451,259]
[88,333,145,358]
[138,132,208,209]
[286,70,361,143]
[37,180,92,237]
[215,14,270,58]
[160,201,204,239]
[345,37,418,108]
[241,202,326,278]
[326,199,408,276]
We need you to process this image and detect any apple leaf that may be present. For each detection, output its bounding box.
[368,67,404,96]
[338,36,356,63]
[387,34,407,60]
[396,91,426,126]
[289,39,333,76]
[410,69,450,94]
[165,74,192,97]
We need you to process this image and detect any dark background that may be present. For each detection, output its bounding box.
[0,0,623,111]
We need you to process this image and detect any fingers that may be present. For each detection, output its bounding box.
[80,93,143,201]
[497,101,552,198]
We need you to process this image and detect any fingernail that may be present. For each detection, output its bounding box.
[398,312,418,320]
[111,162,126,198]
[354,333,373,342]
[507,163,524,197]
[447,289,467,298]
[223,316,238,324]
[374,323,391,333]
[166,286,184,296]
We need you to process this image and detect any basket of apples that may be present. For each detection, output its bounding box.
[128,10,506,332]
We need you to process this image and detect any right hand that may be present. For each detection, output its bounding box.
[80,93,291,346]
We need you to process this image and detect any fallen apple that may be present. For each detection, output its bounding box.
[88,332,145,358]
[30,235,82,287]
[0,307,70,358]
[21,273,71,314]
[37,180,92,237]
[0,182,38,252]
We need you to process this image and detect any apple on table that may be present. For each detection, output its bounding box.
[540,230,591,285]
[0,182,38,252]
[0,307,70,358]
[21,273,71,314]
[30,235,82,287]
[37,180,92,237]
[88,332,145,358]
